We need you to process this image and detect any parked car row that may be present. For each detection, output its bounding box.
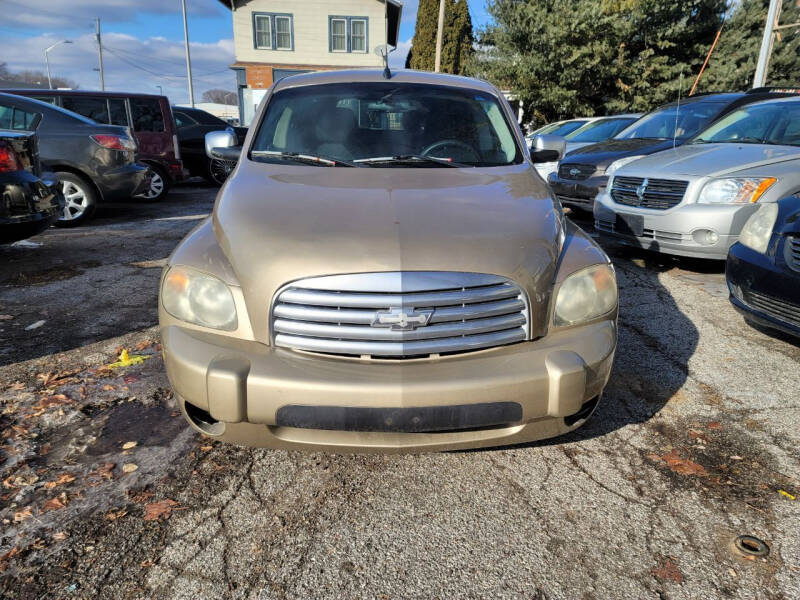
[532,87,800,342]
[0,90,242,239]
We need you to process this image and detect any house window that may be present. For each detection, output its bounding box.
[351,19,366,53]
[329,17,369,54]
[253,13,293,51]
[254,14,272,49]
[331,19,347,52]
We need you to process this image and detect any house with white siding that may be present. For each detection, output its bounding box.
[217,0,402,124]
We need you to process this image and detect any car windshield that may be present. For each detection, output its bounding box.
[691,101,800,146]
[566,117,637,142]
[614,101,726,140]
[251,82,522,167]
[539,120,589,137]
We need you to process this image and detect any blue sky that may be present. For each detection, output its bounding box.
[0,0,491,104]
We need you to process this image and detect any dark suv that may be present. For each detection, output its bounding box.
[549,89,800,212]
[0,93,149,226]
[3,89,183,201]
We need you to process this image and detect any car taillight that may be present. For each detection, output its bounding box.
[0,143,20,172]
[91,134,137,151]
[172,134,181,160]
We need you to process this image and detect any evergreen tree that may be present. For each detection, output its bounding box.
[408,0,475,74]
[700,0,800,92]
[470,0,728,128]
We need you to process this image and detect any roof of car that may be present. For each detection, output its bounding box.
[272,69,500,95]
[0,88,166,100]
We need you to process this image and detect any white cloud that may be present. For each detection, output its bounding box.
[1,32,235,104]
[1,0,217,28]
[389,38,412,69]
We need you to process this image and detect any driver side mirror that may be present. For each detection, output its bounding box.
[530,134,566,163]
[205,129,241,161]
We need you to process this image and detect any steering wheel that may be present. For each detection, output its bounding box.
[421,139,481,162]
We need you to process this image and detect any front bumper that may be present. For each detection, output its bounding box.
[96,163,151,201]
[548,173,607,211]
[727,241,800,338]
[594,193,759,260]
[161,320,616,453]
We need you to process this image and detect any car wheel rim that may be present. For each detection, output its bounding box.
[61,181,88,221]
[210,159,234,185]
[143,171,164,198]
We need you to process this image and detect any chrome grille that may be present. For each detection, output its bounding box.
[787,237,800,272]
[271,272,529,358]
[744,290,800,327]
[611,176,688,210]
[558,163,596,180]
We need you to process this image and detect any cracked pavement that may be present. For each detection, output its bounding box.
[0,186,799,599]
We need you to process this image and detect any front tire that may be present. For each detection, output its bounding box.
[55,172,97,227]
[137,165,170,202]
[206,158,236,186]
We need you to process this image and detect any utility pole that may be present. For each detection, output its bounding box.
[95,17,105,91]
[181,0,195,107]
[753,0,782,88]
[434,0,445,73]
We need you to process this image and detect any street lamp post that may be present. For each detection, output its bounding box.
[44,40,72,89]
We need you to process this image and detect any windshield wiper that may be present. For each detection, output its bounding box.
[251,150,358,167]
[355,155,467,168]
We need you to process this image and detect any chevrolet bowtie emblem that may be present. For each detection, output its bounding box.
[372,307,434,331]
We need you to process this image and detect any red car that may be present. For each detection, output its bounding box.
[3,89,184,201]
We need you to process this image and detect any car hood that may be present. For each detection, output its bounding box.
[615,143,800,177]
[561,137,680,169]
[213,162,563,341]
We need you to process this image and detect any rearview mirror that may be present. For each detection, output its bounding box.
[205,129,240,161]
[530,134,566,163]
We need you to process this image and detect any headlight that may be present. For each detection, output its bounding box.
[698,177,776,204]
[554,264,617,327]
[162,265,237,330]
[605,155,645,176]
[738,203,778,254]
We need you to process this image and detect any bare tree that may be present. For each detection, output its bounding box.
[201,88,237,105]
[3,68,77,89]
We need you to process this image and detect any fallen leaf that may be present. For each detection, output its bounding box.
[730,455,744,461]
[86,463,115,486]
[52,532,68,541]
[651,557,683,584]
[105,508,128,521]
[134,340,155,351]
[42,493,68,512]
[122,464,138,474]
[102,385,116,391]
[107,349,150,369]
[123,375,139,384]
[143,499,179,521]
[44,473,76,489]
[13,507,33,523]
[32,394,74,411]
[122,441,137,450]
[200,445,213,452]
[707,421,723,430]
[10,382,24,391]
[0,547,20,572]
[141,559,154,568]
[651,449,708,477]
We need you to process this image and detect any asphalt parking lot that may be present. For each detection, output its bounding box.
[1,183,799,599]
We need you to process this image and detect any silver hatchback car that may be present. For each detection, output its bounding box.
[594,97,800,259]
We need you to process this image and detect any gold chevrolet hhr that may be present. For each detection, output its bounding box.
[158,69,618,453]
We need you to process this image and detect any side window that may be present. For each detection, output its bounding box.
[130,98,165,132]
[0,106,12,129]
[62,96,109,123]
[173,111,196,128]
[30,96,57,105]
[108,98,129,126]
[0,106,38,130]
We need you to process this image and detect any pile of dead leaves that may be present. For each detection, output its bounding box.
[649,449,708,477]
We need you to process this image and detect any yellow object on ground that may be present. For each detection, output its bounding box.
[107,349,150,369]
